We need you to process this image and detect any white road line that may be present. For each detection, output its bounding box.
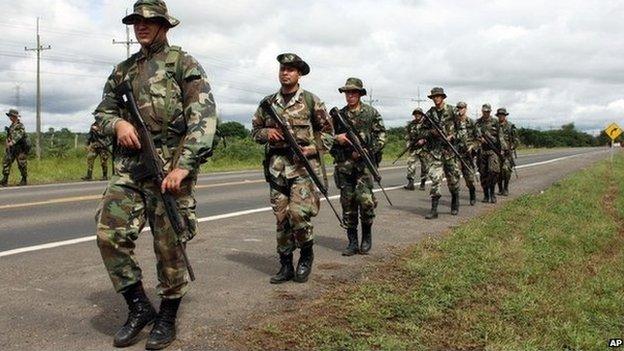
[0,149,607,258]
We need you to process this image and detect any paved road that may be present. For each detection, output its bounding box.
[0,147,613,351]
[0,148,604,252]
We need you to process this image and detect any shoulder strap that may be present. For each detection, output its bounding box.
[161,46,183,159]
[302,90,316,128]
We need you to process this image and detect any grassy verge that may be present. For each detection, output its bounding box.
[241,154,624,351]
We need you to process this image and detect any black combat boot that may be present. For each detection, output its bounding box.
[425,196,440,219]
[469,186,476,206]
[145,298,181,350]
[360,223,372,254]
[419,178,426,190]
[81,170,92,181]
[1,175,8,187]
[342,228,359,256]
[269,252,294,284]
[489,182,497,203]
[481,185,490,203]
[450,191,459,215]
[403,178,415,190]
[113,282,157,348]
[294,241,314,283]
[19,176,27,186]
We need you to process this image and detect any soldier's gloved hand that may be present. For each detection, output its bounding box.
[115,120,141,149]
[267,128,284,144]
[162,168,190,194]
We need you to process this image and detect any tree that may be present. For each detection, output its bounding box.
[219,121,249,139]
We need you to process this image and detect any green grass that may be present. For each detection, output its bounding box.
[243,153,624,351]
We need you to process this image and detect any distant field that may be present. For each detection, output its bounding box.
[241,153,624,351]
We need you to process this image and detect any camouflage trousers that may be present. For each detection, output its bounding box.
[478,150,500,188]
[425,152,461,197]
[500,153,513,180]
[269,175,319,255]
[335,167,377,229]
[86,145,109,175]
[96,173,197,298]
[460,154,477,189]
[2,148,27,178]
[406,152,427,182]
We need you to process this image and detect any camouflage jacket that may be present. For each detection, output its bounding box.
[93,40,217,174]
[251,87,334,180]
[405,118,427,156]
[87,128,111,150]
[455,116,481,154]
[6,121,26,146]
[499,121,518,152]
[423,103,458,158]
[331,103,386,172]
[475,116,507,153]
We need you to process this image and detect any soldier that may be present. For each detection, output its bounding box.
[422,87,461,219]
[82,123,111,181]
[331,78,386,256]
[455,102,481,205]
[496,108,517,196]
[404,108,428,191]
[252,53,334,283]
[1,109,28,187]
[93,1,218,349]
[475,104,506,204]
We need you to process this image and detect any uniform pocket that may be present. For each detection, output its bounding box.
[290,118,313,145]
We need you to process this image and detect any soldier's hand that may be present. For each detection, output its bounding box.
[301,146,317,158]
[115,120,141,149]
[162,168,190,194]
[267,129,284,143]
[351,151,361,160]
[335,133,350,145]
[417,139,426,146]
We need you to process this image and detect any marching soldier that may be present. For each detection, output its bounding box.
[331,78,386,256]
[455,102,481,205]
[93,1,218,349]
[422,87,462,219]
[404,108,428,191]
[82,123,111,181]
[1,109,28,187]
[251,53,334,284]
[496,108,518,196]
[476,104,506,203]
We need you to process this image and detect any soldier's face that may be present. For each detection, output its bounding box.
[482,111,491,118]
[279,65,301,86]
[498,115,507,122]
[133,18,168,46]
[458,107,467,116]
[433,96,444,106]
[344,90,361,107]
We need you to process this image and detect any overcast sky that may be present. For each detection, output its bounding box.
[0,0,622,135]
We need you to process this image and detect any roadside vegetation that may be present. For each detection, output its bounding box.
[0,121,614,185]
[238,153,624,351]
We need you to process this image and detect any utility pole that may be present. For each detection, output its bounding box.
[367,88,379,106]
[411,86,426,108]
[113,9,138,58]
[25,17,51,160]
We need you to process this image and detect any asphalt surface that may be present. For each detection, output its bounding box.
[0,147,606,252]
[0,147,613,351]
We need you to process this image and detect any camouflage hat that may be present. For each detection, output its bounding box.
[496,107,509,116]
[482,103,492,112]
[5,108,19,118]
[338,77,367,96]
[277,53,310,76]
[412,107,425,116]
[428,87,447,99]
[122,0,180,28]
[456,101,467,108]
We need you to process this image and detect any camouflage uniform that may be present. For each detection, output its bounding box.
[94,39,217,299]
[497,108,518,195]
[1,109,28,186]
[83,124,111,180]
[475,104,507,203]
[455,102,481,205]
[405,109,428,190]
[331,102,385,230]
[252,87,334,255]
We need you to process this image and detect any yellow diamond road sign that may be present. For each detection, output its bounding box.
[605,123,623,141]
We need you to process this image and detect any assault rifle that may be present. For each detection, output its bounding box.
[391,145,411,165]
[259,98,344,227]
[116,80,195,281]
[329,108,393,206]
[422,113,474,173]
